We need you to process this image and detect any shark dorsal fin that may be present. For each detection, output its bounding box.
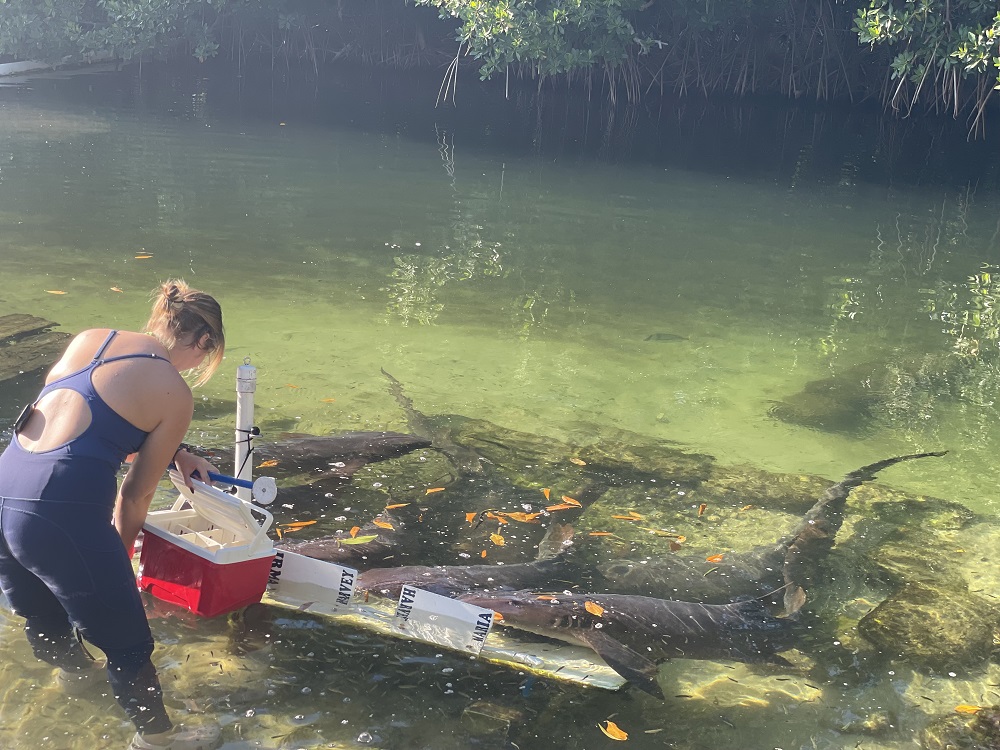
[578,628,665,699]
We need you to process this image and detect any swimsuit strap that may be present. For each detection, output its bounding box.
[90,330,171,365]
[99,353,171,365]
[91,330,119,362]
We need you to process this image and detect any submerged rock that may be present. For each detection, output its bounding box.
[461,700,524,740]
[921,705,1000,750]
[857,582,1000,673]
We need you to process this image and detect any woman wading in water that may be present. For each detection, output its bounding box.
[0,280,225,750]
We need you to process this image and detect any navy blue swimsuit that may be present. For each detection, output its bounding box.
[0,330,175,734]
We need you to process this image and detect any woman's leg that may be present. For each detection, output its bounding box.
[0,502,95,671]
[0,498,172,734]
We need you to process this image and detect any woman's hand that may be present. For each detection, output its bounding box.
[173,448,220,491]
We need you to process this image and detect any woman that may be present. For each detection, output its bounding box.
[0,280,225,750]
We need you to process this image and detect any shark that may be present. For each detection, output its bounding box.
[456,588,797,698]
[277,509,409,568]
[252,430,432,482]
[595,451,947,615]
[354,522,577,598]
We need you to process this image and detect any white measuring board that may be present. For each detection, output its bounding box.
[267,549,358,607]
[263,550,625,691]
[393,585,494,654]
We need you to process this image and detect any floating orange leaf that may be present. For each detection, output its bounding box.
[956,705,983,714]
[280,520,317,530]
[706,554,725,563]
[134,254,153,259]
[426,487,446,495]
[480,549,487,558]
[588,531,614,537]
[504,512,543,523]
[698,503,708,517]
[349,526,361,538]
[541,488,551,500]
[385,503,410,510]
[674,535,687,543]
[535,595,559,601]
[257,459,279,468]
[546,503,578,512]
[628,511,643,519]
[598,720,628,741]
[284,383,300,389]
[561,495,582,507]
[612,514,640,521]
[372,519,394,530]
[320,398,337,403]
[45,290,67,295]
[740,504,754,511]
[584,601,605,617]
[492,611,504,622]
[570,458,587,466]
[489,533,506,546]
[465,512,478,524]
[110,286,124,293]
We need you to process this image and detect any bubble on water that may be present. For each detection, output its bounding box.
[301,686,312,694]
[245,709,255,717]
[357,731,374,744]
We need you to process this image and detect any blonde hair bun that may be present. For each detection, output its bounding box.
[145,278,225,386]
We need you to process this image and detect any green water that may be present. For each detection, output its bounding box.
[1,67,1000,749]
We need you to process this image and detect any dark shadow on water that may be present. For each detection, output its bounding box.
[16,59,1000,192]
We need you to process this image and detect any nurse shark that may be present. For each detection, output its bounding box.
[595,451,946,615]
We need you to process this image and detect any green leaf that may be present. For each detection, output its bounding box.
[339,535,379,545]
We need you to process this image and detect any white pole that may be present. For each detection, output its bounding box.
[235,359,257,503]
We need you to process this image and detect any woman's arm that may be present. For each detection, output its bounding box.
[114,389,194,553]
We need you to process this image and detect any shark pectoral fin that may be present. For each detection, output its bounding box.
[537,522,574,560]
[783,584,807,616]
[579,629,665,699]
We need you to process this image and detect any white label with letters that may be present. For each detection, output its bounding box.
[267,550,357,608]
[394,585,495,654]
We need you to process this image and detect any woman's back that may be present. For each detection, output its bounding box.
[0,329,186,505]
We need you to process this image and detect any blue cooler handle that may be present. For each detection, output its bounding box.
[206,471,252,489]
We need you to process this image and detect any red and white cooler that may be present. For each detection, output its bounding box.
[138,470,275,618]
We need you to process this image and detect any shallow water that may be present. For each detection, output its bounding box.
[1,66,1000,749]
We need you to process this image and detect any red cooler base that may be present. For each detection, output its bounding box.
[138,530,274,618]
